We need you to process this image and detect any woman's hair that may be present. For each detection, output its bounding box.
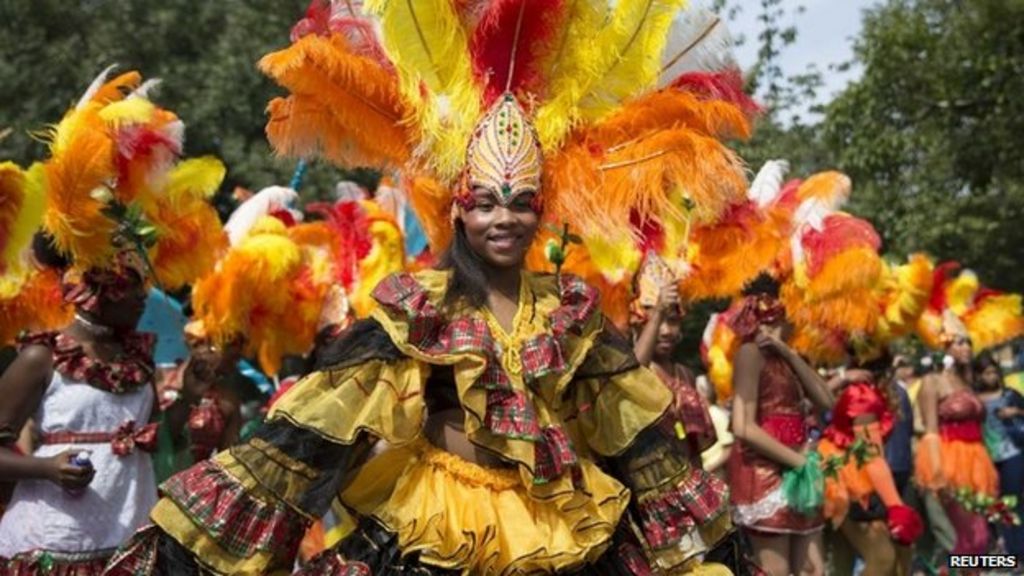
[32,232,71,271]
[741,272,780,298]
[973,352,1004,385]
[436,220,490,309]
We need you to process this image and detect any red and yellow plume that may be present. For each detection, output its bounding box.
[34,68,227,288]
[916,262,1024,352]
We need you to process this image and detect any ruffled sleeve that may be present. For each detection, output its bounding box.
[108,319,427,575]
[568,325,672,457]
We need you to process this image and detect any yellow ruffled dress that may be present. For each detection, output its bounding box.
[108,270,731,575]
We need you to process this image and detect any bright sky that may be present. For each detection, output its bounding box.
[727,0,880,120]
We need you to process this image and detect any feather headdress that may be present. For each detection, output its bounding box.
[916,262,1024,352]
[261,0,754,269]
[32,68,227,289]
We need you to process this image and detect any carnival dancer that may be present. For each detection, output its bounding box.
[916,319,998,556]
[728,275,835,576]
[629,255,733,573]
[818,355,923,576]
[0,66,228,573]
[106,0,763,572]
[913,262,1023,558]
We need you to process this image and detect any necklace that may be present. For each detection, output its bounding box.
[74,313,114,338]
[482,274,531,376]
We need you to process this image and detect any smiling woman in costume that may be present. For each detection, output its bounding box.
[107,1,759,573]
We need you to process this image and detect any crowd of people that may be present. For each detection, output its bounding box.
[1,1,1023,575]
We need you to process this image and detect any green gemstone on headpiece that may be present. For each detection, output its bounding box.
[501,183,512,198]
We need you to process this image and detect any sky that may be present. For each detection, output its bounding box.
[726,0,881,120]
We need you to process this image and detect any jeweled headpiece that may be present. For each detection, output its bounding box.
[458,93,542,209]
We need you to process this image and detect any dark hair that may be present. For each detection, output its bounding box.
[32,232,71,271]
[973,352,1004,385]
[742,272,780,298]
[436,221,490,309]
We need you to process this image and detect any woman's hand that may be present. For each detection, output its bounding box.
[181,354,217,401]
[755,326,789,355]
[997,406,1022,420]
[656,280,679,313]
[43,450,94,490]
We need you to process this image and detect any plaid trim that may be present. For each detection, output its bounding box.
[373,272,598,484]
[19,330,155,394]
[103,524,160,576]
[636,466,729,549]
[372,272,600,383]
[161,460,307,560]
[0,549,111,576]
[533,426,580,483]
[485,389,542,440]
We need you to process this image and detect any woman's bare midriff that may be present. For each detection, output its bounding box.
[424,408,512,469]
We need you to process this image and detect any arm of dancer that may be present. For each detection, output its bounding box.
[914,375,945,490]
[762,332,835,412]
[0,344,93,489]
[732,342,807,469]
[106,319,420,575]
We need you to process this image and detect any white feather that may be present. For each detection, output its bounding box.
[76,64,119,110]
[702,313,721,348]
[128,78,162,100]
[747,159,790,208]
[224,186,300,246]
[658,7,737,87]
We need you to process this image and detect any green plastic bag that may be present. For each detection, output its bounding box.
[782,451,824,516]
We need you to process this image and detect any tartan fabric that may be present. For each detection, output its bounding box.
[373,274,494,356]
[160,459,307,561]
[103,525,160,576]
[0,550,111,576]
[484,389,542,440]
[372,272,600,383]
[533,426,580,483]
[635,465,729,549]
[373,272,603,485]
[294,553,371,576]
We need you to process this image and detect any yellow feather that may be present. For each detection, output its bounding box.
[0,162,45,298]
[98,97,156,127]
[535,0,685,150]
[581,232,642,284]
[578,0,687,122]
[966,294,1024,352]
[162,156,226,205]
[367,0,482,181]
[945,269,979,317]
[534,0,608,150]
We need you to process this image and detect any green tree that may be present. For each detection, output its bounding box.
[0,0,352,211]
[823,0,1024,292]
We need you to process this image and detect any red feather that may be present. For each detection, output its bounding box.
[308,200,372,290]
[930,261,961,312]
[470,0,565,106]
[802,215,881,277]
[671,68,761,119]
[291,0,333,41]
[630,209,665,254]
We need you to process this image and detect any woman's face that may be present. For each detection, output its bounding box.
[654,308,685,358]
[93,272,148,329]
[979,365,1002,389]
[947,336,973,366]
[460,187,540,269]
[187,337,243,378]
